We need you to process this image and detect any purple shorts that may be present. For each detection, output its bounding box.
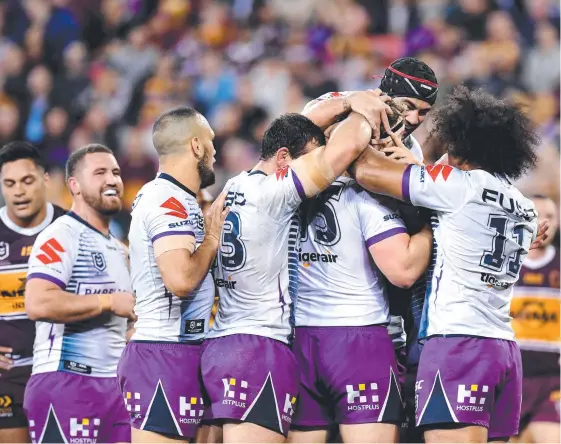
[23,372,130,443]
[200,334,299,437]
[292,325,403,428]
[416,336,522,439]
[117,341,203,439]
[519,374,560,430]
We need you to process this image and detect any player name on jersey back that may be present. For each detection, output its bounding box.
[208,168,305,344]
[27,212,131,377]
[128,173,215,343]
[402,165,538,341]
[296,177,407,327]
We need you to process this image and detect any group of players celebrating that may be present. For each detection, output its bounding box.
[0,57,557,444]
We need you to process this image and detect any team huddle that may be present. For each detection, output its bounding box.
[0,57,557,444]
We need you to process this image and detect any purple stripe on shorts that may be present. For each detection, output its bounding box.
[366,227,407,247]
[27,273,66,289]
[151,230,195,243]
[402,164,413,203]
[291,170,307,201]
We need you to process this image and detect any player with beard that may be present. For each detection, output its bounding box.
[117,107,227,443]
[23,144,135,443]
[0,142,65,443]
[302,56,439,442]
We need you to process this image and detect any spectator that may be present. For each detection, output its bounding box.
[522,21,560,93]
[41,107,70,169]
[24,65,52,144]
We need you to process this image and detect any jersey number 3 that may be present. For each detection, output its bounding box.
[220,212,246,271]
[481,215,527,277]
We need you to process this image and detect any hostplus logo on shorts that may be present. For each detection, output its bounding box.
[222,378,248,408]
[457,384,489,412]
[179,397,204,424]
[282,394,297,423]
[346,383,380,411]
[69,417,101,443]
[124,392,141,419]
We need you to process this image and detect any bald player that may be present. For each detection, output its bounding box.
[117,107,228,443]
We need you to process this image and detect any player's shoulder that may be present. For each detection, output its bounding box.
[136,175,197,212]
[316,91,353,101]
[34,213,80,245]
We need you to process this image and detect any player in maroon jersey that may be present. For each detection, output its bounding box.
[511,194,560,444]
[0,142,65,443]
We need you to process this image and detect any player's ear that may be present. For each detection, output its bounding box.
[43,171,50,189]
[190,136,204,160]
[276,147,290,168]
[67,176,80,195]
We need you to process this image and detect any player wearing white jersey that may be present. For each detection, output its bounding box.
[24,144,135,443]
[288,106,432,444]
[201,93,388,442]
[117,107,227,443]
[350,86,542,443]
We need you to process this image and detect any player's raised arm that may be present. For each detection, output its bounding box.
[25,225,135,323]
[302,90,393,139]
[153,192,228,297]
[291,112,372,198]
[351,133,468,212]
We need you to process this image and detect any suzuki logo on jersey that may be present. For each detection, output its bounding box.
[282,394,297,423]
[346,383,380,411]
[0,242,9,261]
[179,397,204,424]
[91,252,106,272]
[161,197,188,219]
[480,273,511,290]
[37,238,65,265]
[383,213,400,222]
[425,164,453,182]
[298,248,338,268]
[275,166,289,181]
[70,417,101,441]
[215,276,237,289]
[457,384,488,412]
[222,378,247,408]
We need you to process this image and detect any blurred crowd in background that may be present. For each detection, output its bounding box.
[0,0,558,239]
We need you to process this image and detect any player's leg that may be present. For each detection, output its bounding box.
[0,366,31,443]
[328,326,402,444]
[196,423,223,443]
[521,375,560,443]
[201,334,299,443]
[288,326,331,444]
[416,337,511,444]
[132,428,185,442]
[117,342,203,443]
[487,341,523,442]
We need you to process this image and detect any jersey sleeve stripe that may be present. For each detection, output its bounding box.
[366,227,408,247]
[151,230,195,243]
[291,170,306,201]
[402,164,413,203]
[27,272,66,289]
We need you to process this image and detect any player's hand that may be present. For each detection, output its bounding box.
[0,346,14,372]
[110,292,136,321]
[530,220,550,250]
[348,90,393,140]
[205,191,230,244]
[380,132,423,165]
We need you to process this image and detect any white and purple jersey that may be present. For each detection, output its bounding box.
[128,173,214,342]
[27,212,131,377]
[403,164,538,340]
[296,177,407,327]
[207,167,306,344]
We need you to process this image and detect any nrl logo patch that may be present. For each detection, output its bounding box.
[0,242,9,261]
[91,252,106,272]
